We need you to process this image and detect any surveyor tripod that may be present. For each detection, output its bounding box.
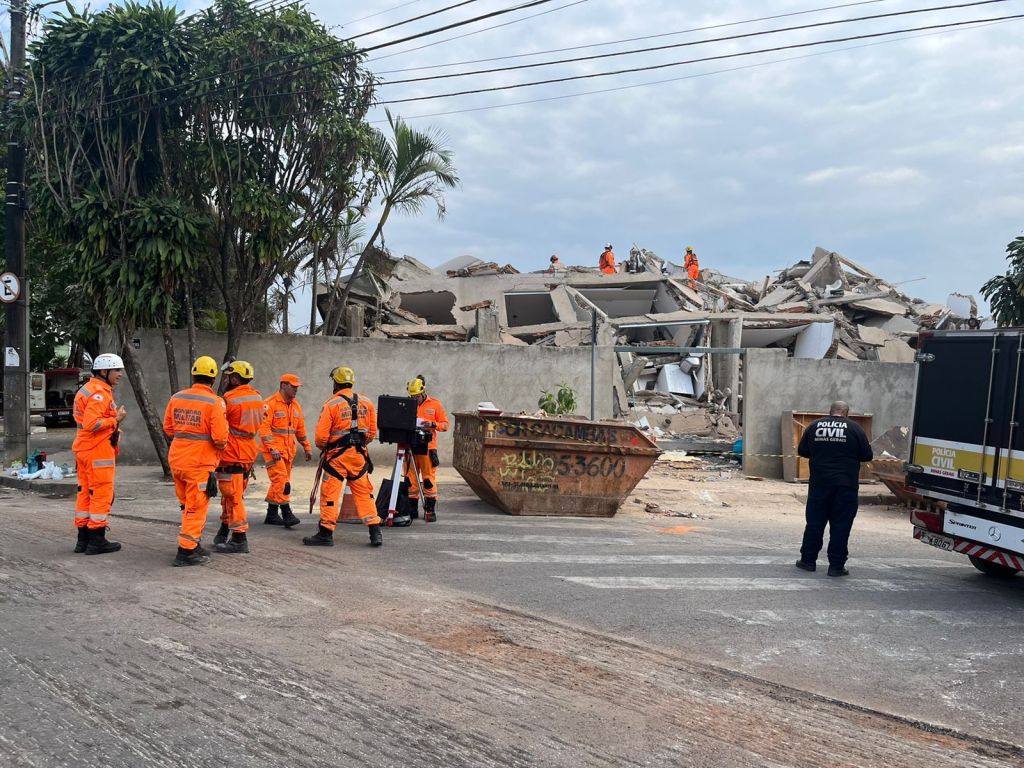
[384,443,428,526]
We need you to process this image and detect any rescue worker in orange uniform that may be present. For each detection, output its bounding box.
[684,246,701,283]
[599,243,617,274]
[405,376,449,523]
[213,361,264,554]
[303,366,382,548]
[163,356,229,567]
[259,373,312,528]
[71,353,127,555]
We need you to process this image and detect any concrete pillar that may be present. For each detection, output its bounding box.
[475,307,500,343]
[710,318,742,413]
[344,305,365,338]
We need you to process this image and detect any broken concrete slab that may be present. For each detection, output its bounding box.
[847,297,909,317]
[878,338,916,363]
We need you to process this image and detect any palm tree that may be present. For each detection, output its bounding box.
[331,110,460,334]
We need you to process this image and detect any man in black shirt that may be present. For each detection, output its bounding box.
[795,401,873,577]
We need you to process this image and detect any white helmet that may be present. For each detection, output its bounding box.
[604,243,613,250]
[92,353,125,371]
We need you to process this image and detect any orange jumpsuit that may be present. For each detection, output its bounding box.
[406,396,449,502]
[164,384,229,550]
[259,392,311,505]
[599,249,617,274]
[217,384,264,535]
[315,390,379,530]
[685,253,700,282]
[72,377,119,531]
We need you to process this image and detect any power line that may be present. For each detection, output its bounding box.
[383,17,1013,122]
[367,0,592,65]
[379,10,1024,104]
[379,0,1012,85]
[373,0,891,73]
[339,0,425,27]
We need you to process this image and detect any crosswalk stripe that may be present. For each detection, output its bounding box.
[441,552,963,569]
[398,534,640,545]
[558,577,971,591]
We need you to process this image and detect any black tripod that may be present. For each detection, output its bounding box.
[384,443,428,526]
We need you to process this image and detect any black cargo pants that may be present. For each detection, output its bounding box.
[799,485,859,568]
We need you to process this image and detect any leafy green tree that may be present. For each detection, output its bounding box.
[332,110,460,335]
[187,0,376,363]
[25,1,203,473]
[981,236,1024,327]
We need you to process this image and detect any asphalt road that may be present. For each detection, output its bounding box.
[1,470,1022,767]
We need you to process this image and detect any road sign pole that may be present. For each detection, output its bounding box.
[3,0,29,464]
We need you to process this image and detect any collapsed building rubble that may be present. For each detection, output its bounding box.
[317,245,980,449]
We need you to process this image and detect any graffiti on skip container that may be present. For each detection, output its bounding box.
[498,450,627,493]
[494,420,618,445]
[499,450,557,486]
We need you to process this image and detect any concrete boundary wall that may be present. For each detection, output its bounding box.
[110,330,616,465]
[743,348,916,479]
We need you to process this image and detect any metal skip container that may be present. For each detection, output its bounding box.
[452,412,661,517]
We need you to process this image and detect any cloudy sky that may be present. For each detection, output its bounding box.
[303,0,1024,322]
[22,0,1024,328]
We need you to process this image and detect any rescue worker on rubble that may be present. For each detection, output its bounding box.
[164,356,229,567]
[684,246,700,283]
[599,243,617,275]
[303,366,382,548]
[213,361,264,554]
[71,353,128,555]
[405,375,449,523]
[548,255,562,273]
[259,373,312,528]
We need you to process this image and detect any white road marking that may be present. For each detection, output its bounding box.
[707,609,1024,627]
[558,577,969,591]
[398,534,640,545]
[441,552,963,569]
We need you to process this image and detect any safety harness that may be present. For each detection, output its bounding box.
[308,392,373,515]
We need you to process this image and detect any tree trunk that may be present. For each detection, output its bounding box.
[331,210,389,337]
[119,337,170,477]
[219,311,244,394]
[162,324,179,394]
[309,244,319,335]
[184,285,197,365]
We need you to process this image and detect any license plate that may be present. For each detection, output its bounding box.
[57,410,70,417]
[919,531,955,552]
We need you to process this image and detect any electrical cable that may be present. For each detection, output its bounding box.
[378,0,1012,85]
[372,0,892,71]
[381,17,1013,121]
[378,10,1024,103]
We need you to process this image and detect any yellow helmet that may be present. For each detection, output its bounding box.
[223,360,254,380]
[191,355,219,378]
[686,245,694,252]
[330,366,355,385]
[406,378,426,396]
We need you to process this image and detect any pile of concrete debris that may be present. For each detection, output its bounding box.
[319,244,978,449]
[697,246,980,363]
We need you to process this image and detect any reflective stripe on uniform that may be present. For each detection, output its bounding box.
[174,393,218,405]
[174,433,214,442]
[271,427,295,435]
[179,532,201,543]
[230,427,257,438]
[93,459,116,468]
[231,395,263,404]
[91,422,104,432]
[77,386,92,398]
[74,511,90,519]
[90,513,109,522]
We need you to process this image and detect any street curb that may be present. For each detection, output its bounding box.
[0,474,76,497]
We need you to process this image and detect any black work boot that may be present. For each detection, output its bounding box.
[214,522,229,546]
[173,544,210,567]
[85,527,122,556]
[302,525,334,546]
[407,498,420,520]
[794,559,816,572]
[424,498,437,524]
[215,532,249,554]
[369,524,383,547]
[74,527,90,554]
[280,504,301,529]
[264,504,284,526]
[827,566,850,577]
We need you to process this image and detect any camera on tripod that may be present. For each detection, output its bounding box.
[377,395,430,453]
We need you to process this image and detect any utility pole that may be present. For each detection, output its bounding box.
[3,0,29,464]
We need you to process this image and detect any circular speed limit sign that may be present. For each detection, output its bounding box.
[0,272,21,304]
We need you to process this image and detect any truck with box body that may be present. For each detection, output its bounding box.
[907,329,1024,577]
